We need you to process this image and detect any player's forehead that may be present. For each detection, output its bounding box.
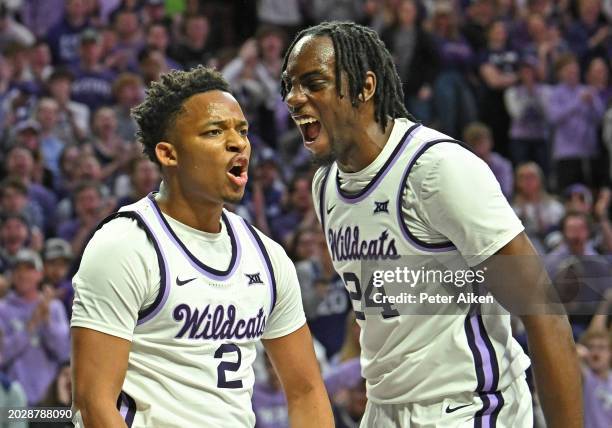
[284,35,335,81]
[178,90,246,126]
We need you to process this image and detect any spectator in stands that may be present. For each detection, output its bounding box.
[56,181,114,254]
[30,361,71,427]
[521,13,571,83]
[46,0,91,65]
[4,146,57,223]
[111,73,143,141]
[504,57,551,173]
[86,106,138,184]
[380,0,439,124]
[53,144,81,200]
[295,228,350,359]
[332,378,367,428]
[107,9,143,73]
[586,56,612,106]
[45,69,89,144]
[0,213,40,273]
[145,23,182,71]
[271,174,317,246]
[512,162,565,253]
[222,26,288,144]
[463,121,514,199]
[478,19,520,156]
[0,370,28,428]
[577,328,612,428]
[42,238,73,319]
[0,249,69,405]
[252,354,289,428]
[169,14,213,70]
[565,0,610,70]
[36,98,65,176]
[137,47,170,86]
[547,53,605,190]
[19,0,65,40]
[0,177,44,231]
[29,40,53,84]
[70,29,115,111]
[249,147,286,236]
[430,2,478,138]
[461,0,495,52]
[115,157,161,208]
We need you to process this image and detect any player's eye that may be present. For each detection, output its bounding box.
[202,129,222,137]
[239,128,249,137]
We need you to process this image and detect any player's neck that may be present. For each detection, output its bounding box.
[155,183,223,234]
[337,119,394,173]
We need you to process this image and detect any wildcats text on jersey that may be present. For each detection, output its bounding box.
[327,226,399,261]
[173,303,267,340]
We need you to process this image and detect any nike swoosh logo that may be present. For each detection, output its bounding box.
[326,204,336,215]
[176,277,196,286]
[445,404,471,413]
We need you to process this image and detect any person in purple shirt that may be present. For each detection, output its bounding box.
[564,0,610,70]
[546,53,605,190]
[430,3,478,139]
[463,121,514,199]
[70,29,116,112]
[577,328,612,428]
[0,249,69,405]
[46,0,91,65]
[504,57,551,173]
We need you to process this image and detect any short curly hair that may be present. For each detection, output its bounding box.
[131,66,231,165]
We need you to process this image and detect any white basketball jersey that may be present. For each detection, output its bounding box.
[316,123,530,406]
[77,195,278,427]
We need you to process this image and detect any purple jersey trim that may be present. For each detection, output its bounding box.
[242,219,277,313]
[116,391,136,427]
[396,139,458,252]
[134,211,171,325]
[146,193,241,280]
[334,123,421,203]
[318,166,332,233]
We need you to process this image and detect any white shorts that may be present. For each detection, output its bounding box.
[360,375,533,428]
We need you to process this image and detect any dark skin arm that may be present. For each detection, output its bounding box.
[478,232,582,428]
[263,324,334,428]
[72,327,131,428]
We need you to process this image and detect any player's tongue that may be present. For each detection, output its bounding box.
[302,121,321,142]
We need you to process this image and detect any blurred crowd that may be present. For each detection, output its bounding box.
[0,0,610,427]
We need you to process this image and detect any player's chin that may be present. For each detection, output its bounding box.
[223,190,245,205]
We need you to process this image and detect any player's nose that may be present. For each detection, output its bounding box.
[226,130,248,153]
[285,84,306,114]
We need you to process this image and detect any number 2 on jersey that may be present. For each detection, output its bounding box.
[214,343,243,389]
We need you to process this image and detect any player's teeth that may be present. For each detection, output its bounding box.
[295,117,318,125]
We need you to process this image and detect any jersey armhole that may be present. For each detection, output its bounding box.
[72,211,169,324]
[398,139,473,252]
[242,220,278,313]
[318,166,332,232]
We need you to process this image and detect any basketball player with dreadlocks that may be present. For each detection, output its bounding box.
[281,22,582,427]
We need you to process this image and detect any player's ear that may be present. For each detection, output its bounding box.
[359,71,376,103]
[155,142,178,167]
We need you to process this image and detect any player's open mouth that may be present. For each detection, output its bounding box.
[293,115,321,145]
[227,156,248,187]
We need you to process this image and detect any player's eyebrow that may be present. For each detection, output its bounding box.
[201,119,249,128]
[283,68,327,84]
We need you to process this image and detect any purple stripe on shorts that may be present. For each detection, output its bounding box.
[470,313,495,392]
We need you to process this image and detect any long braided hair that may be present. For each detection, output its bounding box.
[281,21,415,132]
